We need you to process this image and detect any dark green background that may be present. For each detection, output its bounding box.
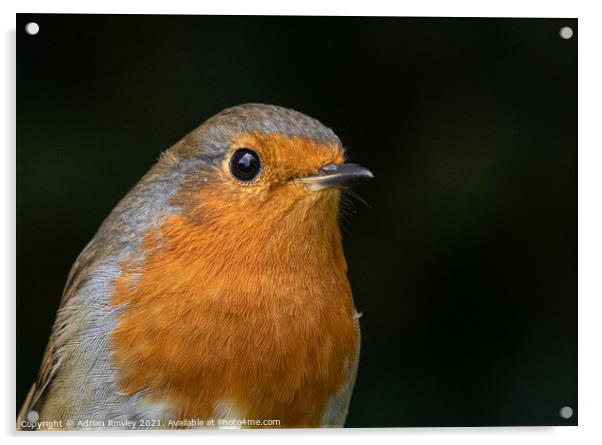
[17,15,577,426]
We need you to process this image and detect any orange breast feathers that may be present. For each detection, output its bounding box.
[110,135,359,427]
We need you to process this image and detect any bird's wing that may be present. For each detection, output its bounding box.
[17,155,179,430]
[17,238,104,430]
[18,157,183,430]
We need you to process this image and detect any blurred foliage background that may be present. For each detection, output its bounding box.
[17,15,577,426]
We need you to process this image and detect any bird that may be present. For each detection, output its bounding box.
[18,103,373,430]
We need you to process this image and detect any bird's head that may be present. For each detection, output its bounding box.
[160,104,372,249]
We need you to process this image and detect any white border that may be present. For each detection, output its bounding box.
[3,1,600,444]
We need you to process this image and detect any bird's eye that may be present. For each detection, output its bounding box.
[229,148,261,182]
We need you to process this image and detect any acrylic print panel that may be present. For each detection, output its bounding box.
[16,14,577,429]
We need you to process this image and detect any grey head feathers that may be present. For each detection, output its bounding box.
[169,103,342,170]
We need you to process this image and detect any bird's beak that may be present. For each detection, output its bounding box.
[295,163,374,191]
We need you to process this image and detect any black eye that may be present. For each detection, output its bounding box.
[229,148,261,182]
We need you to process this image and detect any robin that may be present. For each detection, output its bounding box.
[18,104,372,430]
